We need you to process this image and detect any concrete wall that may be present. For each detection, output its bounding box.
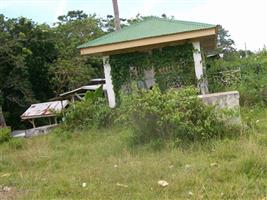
[25,124,58,138]
[198,91,241,124]
[198,91,240,109]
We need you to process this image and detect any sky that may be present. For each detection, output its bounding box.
[0,0,267,51]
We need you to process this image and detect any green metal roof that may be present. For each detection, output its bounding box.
[78,17,216,49]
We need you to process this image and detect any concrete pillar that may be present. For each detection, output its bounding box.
[103,56,116,108]
[192,41,208,94]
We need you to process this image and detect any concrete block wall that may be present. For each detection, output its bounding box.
[198,91,240,109]
[198,91,241,124]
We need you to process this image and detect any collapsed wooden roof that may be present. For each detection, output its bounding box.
[21,100,68,120]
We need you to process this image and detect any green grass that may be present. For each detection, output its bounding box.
[1,112,267,199]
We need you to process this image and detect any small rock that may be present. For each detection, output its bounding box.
[158,180,169,187]
[3,186,11,192]
[185,164,191,169]
[116,183,128,188]
[169,165,174,169]
[82,182,87,188]
[188,191,193,196]
[1,173,11,177]
[114,164,118,168]
[221,192,224,196]
[256,120,260,123]
[210,162,218,167]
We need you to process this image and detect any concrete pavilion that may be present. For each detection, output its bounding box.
[78,17,218,108]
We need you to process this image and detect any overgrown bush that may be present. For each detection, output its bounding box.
[207,51,267,106]
[0,127,11,144]
[117,85,235,145]
[62,87,113,130]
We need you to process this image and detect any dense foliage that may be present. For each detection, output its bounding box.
[207,51,267,106]
[110,43,195,93]
[0,127,11,144]
[62,87,112,131]
[60,84,238,145]
[116,85,237,145]
[0,11,107,128]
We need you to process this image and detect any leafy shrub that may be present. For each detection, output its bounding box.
[0,127,11,144]
[117,85,234,145]
[207,51,267,106]
[62,87,113,130]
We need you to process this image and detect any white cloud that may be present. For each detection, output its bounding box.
[170,0,267,51]
[140,0,155,15]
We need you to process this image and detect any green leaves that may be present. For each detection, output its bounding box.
[117,85,226,145]
[0,127,11,144]
[217,25,235,53]
[63,87,112,131]
[0,12,105,128]
[84,86,103,103]
[110,43,195,94]
[207,52,267,106]
[50,11,104,96]
[49,58,93,95]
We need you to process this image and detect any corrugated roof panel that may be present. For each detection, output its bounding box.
[21,100,69,120]
[59,84,107,97]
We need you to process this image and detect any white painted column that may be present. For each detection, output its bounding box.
[192,41,208,94]
[103,56,116,108]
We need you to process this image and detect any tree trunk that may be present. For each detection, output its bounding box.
[0,106,6,127]
[112,0,121,31]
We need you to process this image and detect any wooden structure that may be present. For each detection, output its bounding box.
[78,17,218,108]
[21,100,68,128]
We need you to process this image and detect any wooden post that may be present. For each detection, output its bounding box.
[29,119,36,128]
[103,56,116,108]
[0,106,6,127]
[71,96,75,103]
[192,41,208,94]
[112,0,121,31]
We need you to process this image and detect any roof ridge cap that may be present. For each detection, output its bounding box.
[155,17,215,26]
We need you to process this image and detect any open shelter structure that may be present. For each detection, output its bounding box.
[21,100,68,128]
[78,17,218,108]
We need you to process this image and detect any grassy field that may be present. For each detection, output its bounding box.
[1,110,267,199]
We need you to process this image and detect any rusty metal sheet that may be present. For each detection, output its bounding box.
[21,100,68,120]
[59,84,107,97]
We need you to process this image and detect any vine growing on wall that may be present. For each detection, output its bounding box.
[110,43,196,93]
